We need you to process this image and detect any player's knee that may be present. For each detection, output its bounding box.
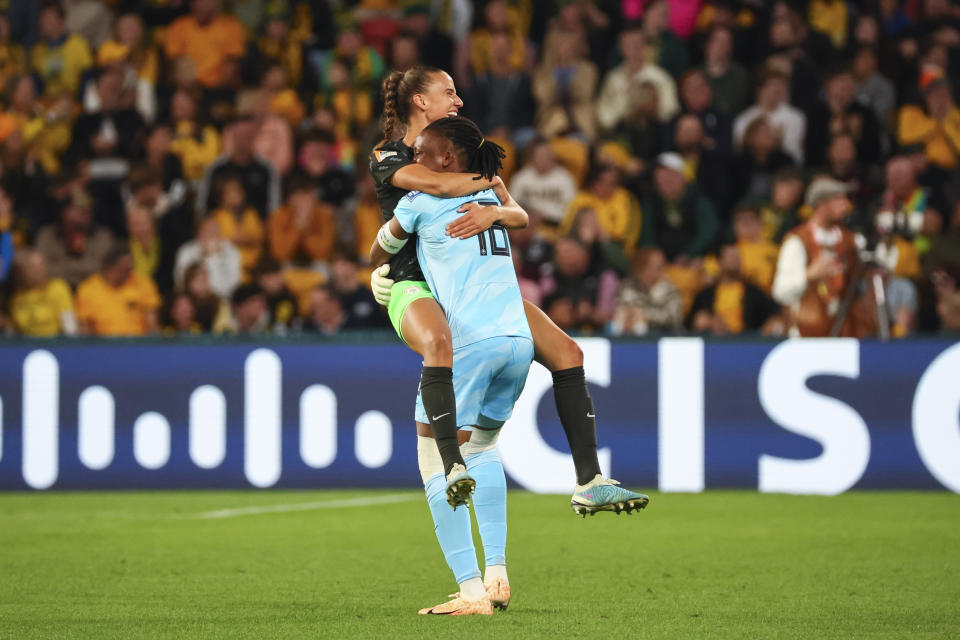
[551,336,583,371]
[421,328,453,365]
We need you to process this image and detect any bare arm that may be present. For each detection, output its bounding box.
[391,164,497,197]
[369,216,409,268]
[445,177,529,239]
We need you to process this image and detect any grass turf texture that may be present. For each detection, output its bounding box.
[1,491,957,639]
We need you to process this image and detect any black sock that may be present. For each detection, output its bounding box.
[420,366,464,476]
[552,366,603,485]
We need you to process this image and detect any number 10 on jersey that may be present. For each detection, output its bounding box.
[477,225,511,257]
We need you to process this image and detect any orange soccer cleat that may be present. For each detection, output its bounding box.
[418,594,494,616]
[485,578,511,611]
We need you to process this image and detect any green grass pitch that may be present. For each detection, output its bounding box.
[1,490,958,639]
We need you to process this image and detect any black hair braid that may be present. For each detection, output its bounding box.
[422,116,505,180]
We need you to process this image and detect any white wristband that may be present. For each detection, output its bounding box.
[377,223,408,254]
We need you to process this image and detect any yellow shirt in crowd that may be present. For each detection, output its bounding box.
[713,280,746,334]
[10,278,73,337]
[562,189,643,254]
[164,14,246,87]
[30,34,93,97]
[75,272,161,336]
[898,105,960,170]
[737,239,779,293]
[211,207,264,273]
[169,121,222,181]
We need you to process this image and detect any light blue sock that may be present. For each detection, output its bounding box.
[465,449,507,567]
[424,473,481,584]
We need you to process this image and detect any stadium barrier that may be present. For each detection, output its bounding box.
[0,337,957,494]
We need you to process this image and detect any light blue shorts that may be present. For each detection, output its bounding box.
[415,335,534,429]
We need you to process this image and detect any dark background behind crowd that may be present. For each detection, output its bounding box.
[0,0,959,339]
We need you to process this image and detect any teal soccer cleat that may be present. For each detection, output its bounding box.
[571,475,650,517]
[445,463,476,509]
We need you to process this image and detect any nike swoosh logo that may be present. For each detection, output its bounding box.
[433,413,451,421]
[587,413,595,418]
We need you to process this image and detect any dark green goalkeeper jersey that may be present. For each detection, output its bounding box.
[369,139,425,283]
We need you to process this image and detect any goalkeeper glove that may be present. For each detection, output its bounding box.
[371,264,394,306]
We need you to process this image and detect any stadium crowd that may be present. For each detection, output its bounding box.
[0,0,959,338]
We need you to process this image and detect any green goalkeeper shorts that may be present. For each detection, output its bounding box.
[387,280,436,343]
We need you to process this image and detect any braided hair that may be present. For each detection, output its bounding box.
[380,65,444,142]
[421,116,506,181]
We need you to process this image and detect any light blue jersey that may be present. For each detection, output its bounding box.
[394,189,532,350]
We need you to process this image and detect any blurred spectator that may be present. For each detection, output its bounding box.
[0,14,26,91]
[304,285,345,335]
[229,90,294,177]
[296,129,353,207]
[388,31,420,75]
[227,283,268,334]
[609,247,683,335]
[700,25,749,117]
[561,164,642,255]
[8,249,77,336]
[510,138,577,227]
[337,170,381,264]
[306,25,384,100]
[758,167,806,244]
[75,244,161,336]
[641,0,689,80]
[173,218,241,299]
[199,114,281,217]
[143,125,188,207]
[731,205,781,294]
[92,13,158,124]
[772,177,873,337]
[533,27,598,141]
[210,173,264,278]
[641,152,721,262]
[898,66,960,172]
[733,70,806,165]
[164,0,246,89]
[925,204,960,277]
[932,268,960,333]
[34,189,114,288]
[596,23,679,132]
[674,68,733,157]
[124,165,191,295]
[161,292,202,334]
[253,1,305,87]
[260,63,305,128]
[182,261,227,331]
[732,116,795,205]
[398,5,454,72]
[470,0,527,76]
[329,253,385,329]
[609,81,665,165]
[126,202,162,285]
[0,74,72,175]
[874,156,928,247]
[805,67,881,169]
[826,133,881,210]
[310,56,373,144]
[168,88,222,182]
[253,256,298,333]
[565,206,630,277]
[66,66,147,235]
[672,113,733,222]
[541,237,608,332]
[268,173,336,266]
[691,244,782,335]
[465,31,535,138]
[30,3,92,98]
[852,47,896,128]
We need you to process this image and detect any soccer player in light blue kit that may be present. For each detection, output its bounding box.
[371,117,533,616]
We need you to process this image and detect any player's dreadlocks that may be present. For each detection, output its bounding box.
[422,116,506,181]
[379,65,444,142]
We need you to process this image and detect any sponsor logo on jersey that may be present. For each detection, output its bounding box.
[405,190,422,201]
[375,150,397,162]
